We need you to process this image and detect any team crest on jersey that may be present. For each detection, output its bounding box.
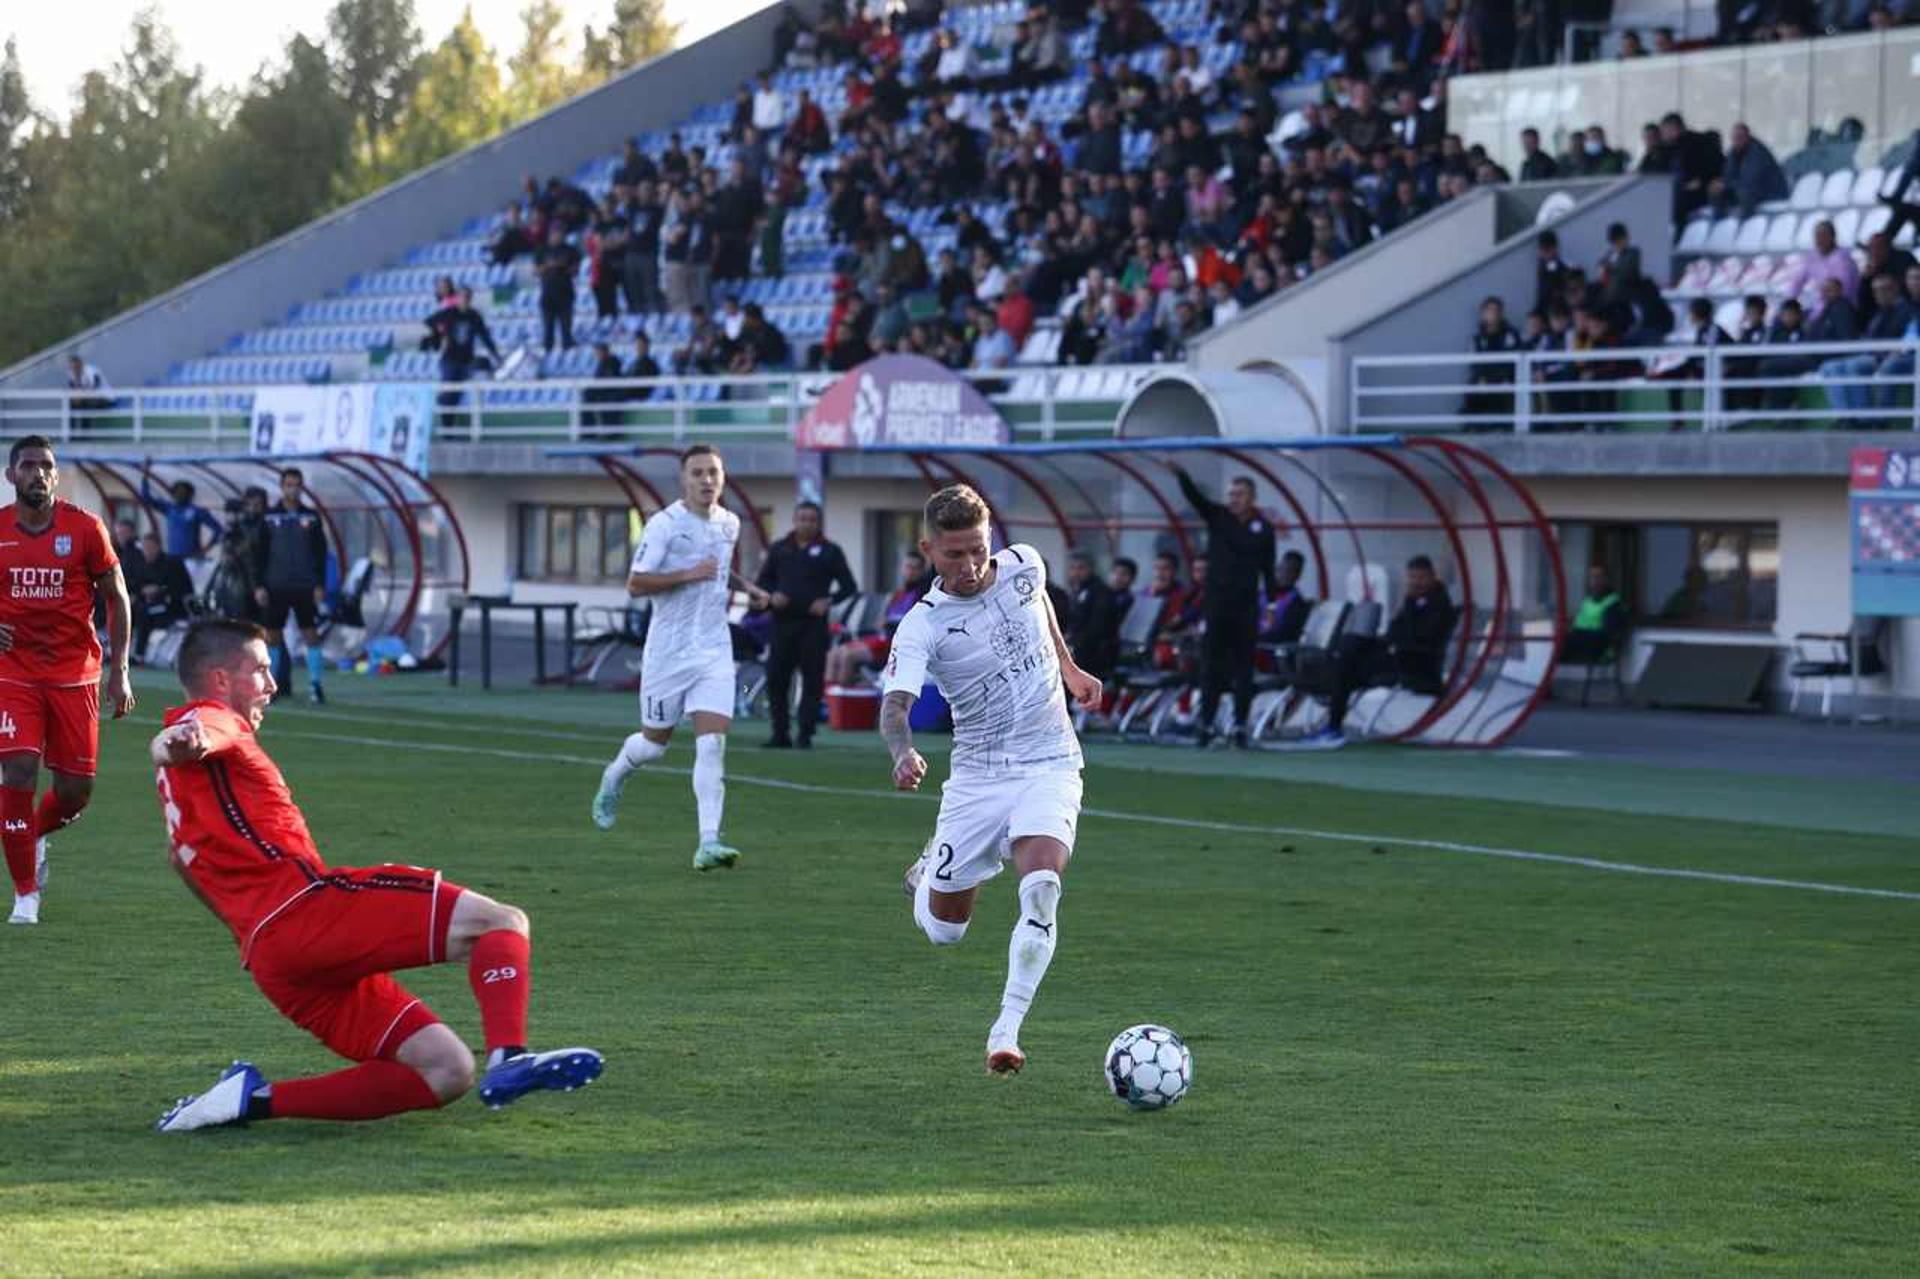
[52,534,71,556]
[990,618,1027,662]
[1012,571,1036,598]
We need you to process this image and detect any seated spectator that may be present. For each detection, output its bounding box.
[1710,123,1788,217]
[583,342,625,433]
[139,476,223,560]
[825,551,927,685]
[1726,294,1771,413]
[1063,551,1119,679]
[1563,125,1626,176]
[1518,127,1559,181]
[489,204,534,265]
[111,517,139,568]
[1660,111,1724,221]
[1108,557,1138,619]
[727,303,792,374]
[1597,222,1642,308]
[129,531,193,663]
[1648,298,1732,429]
[1259,550,1312,644]
[1856,231,1918,326]
[1560,565,1628,666]
[1757,298,1815,412]
[625,333,660,399]
[1308,555,1457,748]
[1820,273,1915,414]
[970,306,1016,369]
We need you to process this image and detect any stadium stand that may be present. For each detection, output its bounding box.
[156,0,1572,391]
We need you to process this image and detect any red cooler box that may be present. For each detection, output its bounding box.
[826,684,880,731]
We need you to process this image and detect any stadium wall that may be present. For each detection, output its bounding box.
[1452,28,1920,175]
[0,5,788,391]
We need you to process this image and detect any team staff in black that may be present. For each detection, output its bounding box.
[755,502,857,748]
[1173,465,1278,748]
[252,467,330,704]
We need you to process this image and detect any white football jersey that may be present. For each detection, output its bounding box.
[630,499,740,671]
[883,543,1081,777]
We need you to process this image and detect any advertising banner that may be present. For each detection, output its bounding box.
[1849,447,1920,617]
[251,384,434,475]
[795,355,1008,451]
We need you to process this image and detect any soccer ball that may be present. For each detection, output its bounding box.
[1103,1024,1192,1110]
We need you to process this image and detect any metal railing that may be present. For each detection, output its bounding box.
[0,365,1161,447]
[1350,339,1920,433]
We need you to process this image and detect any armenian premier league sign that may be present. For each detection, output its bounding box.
[796,355,1008,450]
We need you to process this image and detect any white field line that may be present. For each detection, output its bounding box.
[254,721,1920,905]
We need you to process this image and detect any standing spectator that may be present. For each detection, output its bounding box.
[1597,222,1642,308]
[66,354,112,431]
[1173,466,1278,748]
[139,476,223,560]
[1465,296,1524,429]
[534,228,581,354]
[1711,123,1788,217]
[587,200,628,321]
[252,467,330,704]
[622,181,665,314]
[1535,230,1570,315]
[662,191,714,313]
[755,502,857,749]
[751,72,786,137]
[129,530,192,663]
[426,286,502,387]
[1063,551,1119,681]
[1879,127,1920,244]
[711,159,764,287]
[1659,112,1724,220]
[1518,127,1559,180]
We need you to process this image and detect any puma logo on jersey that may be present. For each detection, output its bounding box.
[1024,917,1053,936]
[946,624,970,636]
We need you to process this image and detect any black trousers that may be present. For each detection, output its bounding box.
[766,615,829,741]
[541,294,575,352]
[1199,604,1258,731]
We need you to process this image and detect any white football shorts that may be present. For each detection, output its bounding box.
[922,768,1083,893]
[639,655,736,729]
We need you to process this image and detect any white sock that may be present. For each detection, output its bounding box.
[603,732,666,791]
[912,857,969,944]
[693,733,726,842]
[996,870,1062,1036]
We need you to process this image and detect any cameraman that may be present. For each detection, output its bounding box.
[209,487,268,621]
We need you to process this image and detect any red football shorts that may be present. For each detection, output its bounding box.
[248,864,467,1063]
[0,681,100,776]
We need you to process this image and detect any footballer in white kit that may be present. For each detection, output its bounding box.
[880,484,1103,1075]
[592,445,768,869]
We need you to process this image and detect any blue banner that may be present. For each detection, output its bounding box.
[372,384,435,477]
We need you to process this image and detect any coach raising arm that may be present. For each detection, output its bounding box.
[1172,464,1277,750]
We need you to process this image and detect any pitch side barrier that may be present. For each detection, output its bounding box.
[78,451,470,664]
[857,436,1567,749]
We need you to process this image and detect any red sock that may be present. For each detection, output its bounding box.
[34,789,85,839]
[469,929,532,1053]
[269,1060,440,1121]
[2,786,36,895]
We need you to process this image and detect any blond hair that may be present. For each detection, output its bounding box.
[923,484,989,533]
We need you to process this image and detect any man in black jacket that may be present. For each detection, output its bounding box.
[129,530,193,663]
[754,502,857,748]
[427,287,502,387]
[1309,555,1457,748]
[534,228,581,354]
[1174,465,1278,748]
[253,468,330,704]
[1063,551,1119,681]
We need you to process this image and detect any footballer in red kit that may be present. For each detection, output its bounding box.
[1,435,135,927]
[151,619,603,1132]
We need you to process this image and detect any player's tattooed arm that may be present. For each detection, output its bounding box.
[881,689,928,791]
[97,563,136,718]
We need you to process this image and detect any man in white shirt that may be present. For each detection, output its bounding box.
[750,73,785,135]
[66,354,113,421]
[593,445,769,870]
[881,485,1103,1075]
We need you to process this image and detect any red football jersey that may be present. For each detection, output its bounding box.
[0,500,117,685]
[156,701,329,961]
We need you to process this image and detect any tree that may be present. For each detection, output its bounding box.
[582,0,678,83]
[507,0,577,118]
[0,38,34,225]
[364,8,507,188]
[327,0,422,167]
[200,35,356,244]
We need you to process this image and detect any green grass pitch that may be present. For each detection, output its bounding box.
[2,675,1915,1275]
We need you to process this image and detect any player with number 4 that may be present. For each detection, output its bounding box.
[880,485,1103,1075]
